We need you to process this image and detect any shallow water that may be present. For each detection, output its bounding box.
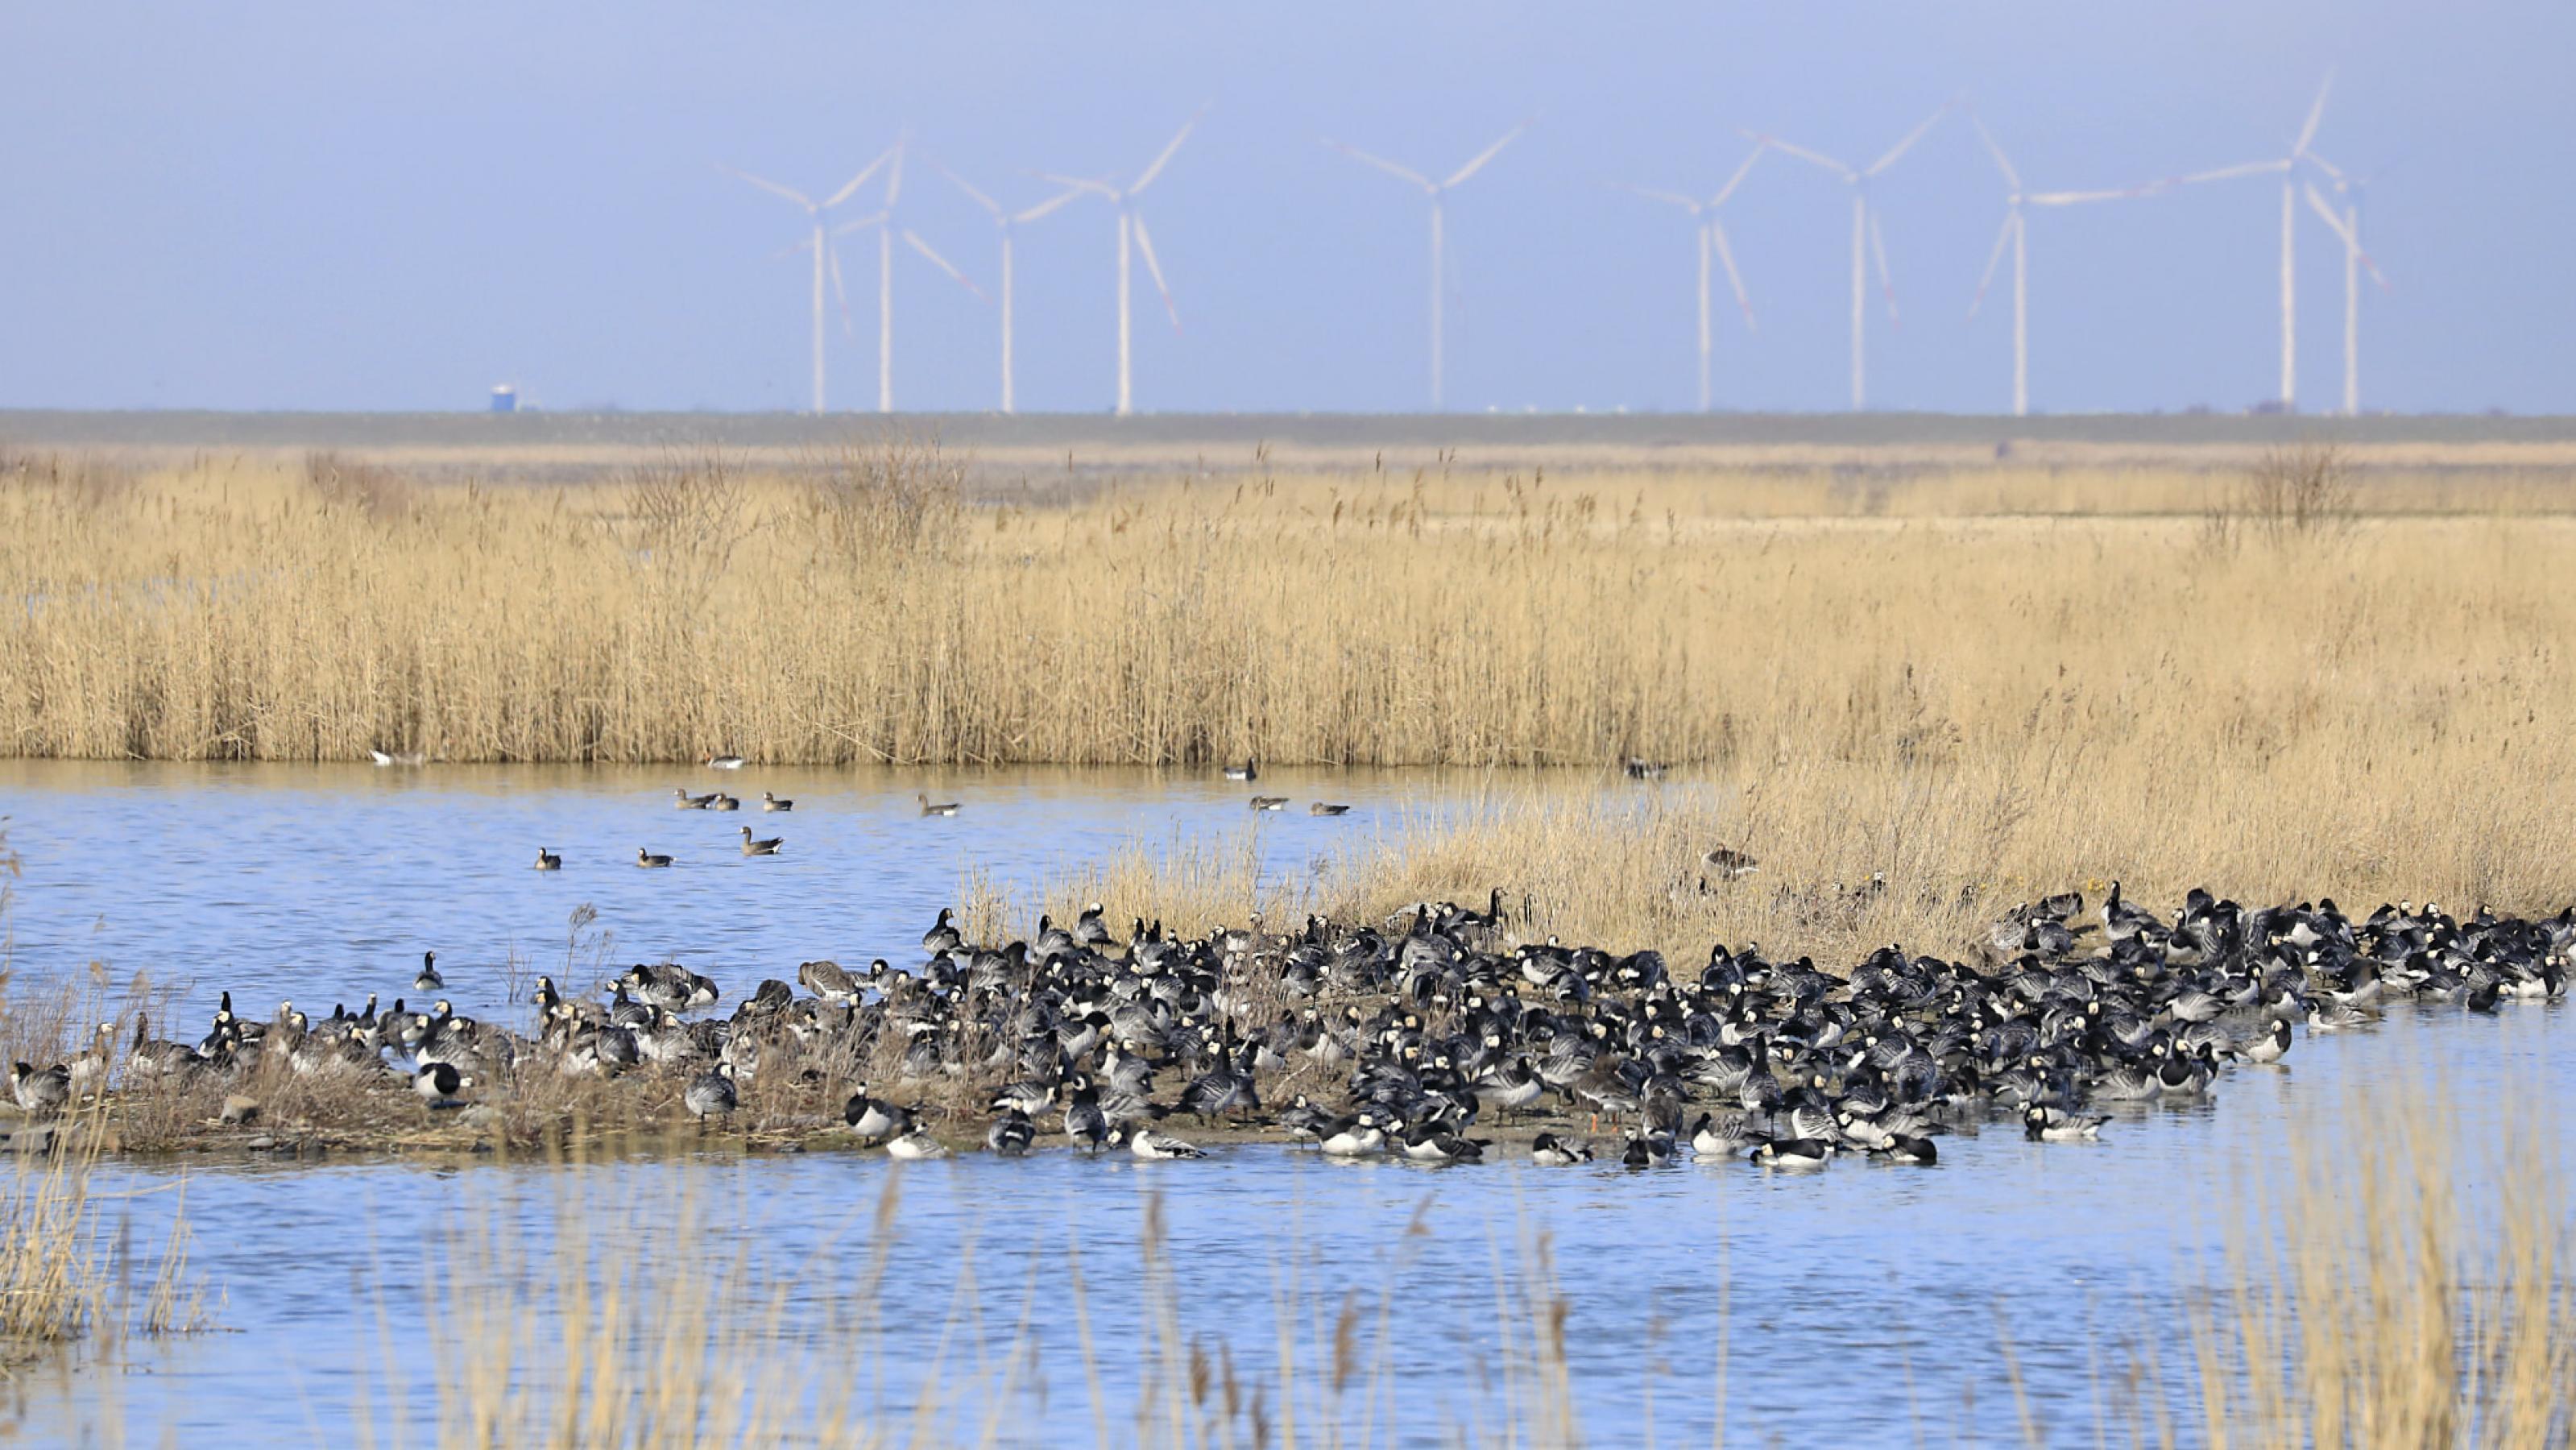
[0,759,1518,1019]
[1,764,2568,1444]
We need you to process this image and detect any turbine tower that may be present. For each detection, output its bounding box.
[2298,160,2391,416]
[721,147,896,413]
[828,134,987,413]
[1965,113,2171,417]
[2175,75,2336,411]
[1611,143,1765,412]
[1323,121,1530,410]
[941,165,1086,414]
[1749,102,1953,411]
[1039,107,1206,416]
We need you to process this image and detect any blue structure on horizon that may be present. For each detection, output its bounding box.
[490,384,518,413]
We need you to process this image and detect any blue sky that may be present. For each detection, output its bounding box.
[0,2,2567,415]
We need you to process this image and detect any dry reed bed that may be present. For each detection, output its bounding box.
[2,448,2573,779]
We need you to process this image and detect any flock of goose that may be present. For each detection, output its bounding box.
[19,872,2566,1170]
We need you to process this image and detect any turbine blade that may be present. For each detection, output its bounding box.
[2292,71,2334,157]
[1013,187,1088,224]
[938,161,1003,218]
[903,229,988,300]
[2303,183,2392,288]
[1870,208,1899,327]
[1129,105,1208,196]
[1969,212,2015,321]
[1968,114,2021,193]
[2176,160,2284,185]
[822,148,897,210]
[1754,134,1856,180]
[2305,150,2348,184]
[1131,212,1181,332]
[1033,172,1120,199]
[1710,143,1765,206]
[884,133,909,209]
[1322,140,1431,190]
[1866,101,1952,176]
[1611,182,1700,211]
[1442,120,1529,189]
[719,165,816,211]
[828,243,854,337]
[832,211,888,237]
[2028,182,2168,205]
[1709,218,1754,331]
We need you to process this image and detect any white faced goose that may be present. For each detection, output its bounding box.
[413,951,443,992]
[674,789,717,809]
[762,792,793,812]
[533,847,562,871]
[739,826,784,856]
[413,1060,472,1108]
[1308,802,1352,816]
[886,1125,952,1159]
[710,793,740,811]
[916,793,961,817]
[636,847,674,868]
[1220,759,1257,781]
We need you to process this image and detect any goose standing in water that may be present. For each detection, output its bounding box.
[886,1125,952,1159]
[1112,1125,1207,1159]
[636,848,673,868]
[739,826,785,856]
[533,847,562,871]
[917,793,961,818]
[985,1108,1037,1157]
[1529,1133,1592,1166]
[413,951,444,992]
[762,792,793,812]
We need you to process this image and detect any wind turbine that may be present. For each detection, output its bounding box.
[1039,107,1206,416]
[2297,158,2392,416]
[1323,121,1530,410]
[721,147,897,413]
[1611,143,1765,412]
[2174,75,2337,410]
[1746,102,1952,411]
[826,135,987,413]
[940,165,1087,414]
[1965,113,2172,417]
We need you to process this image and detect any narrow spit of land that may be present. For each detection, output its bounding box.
[9,885,2557,1166]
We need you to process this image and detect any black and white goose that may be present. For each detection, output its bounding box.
[413,1060,471,1108]
[683,1063,739,1121]
[1113,1125,1207,1159]
[843,1086,915,1144]
[413,951,444,992]
[1529,1133,1592,1166]
[986,1108,1037,1157]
